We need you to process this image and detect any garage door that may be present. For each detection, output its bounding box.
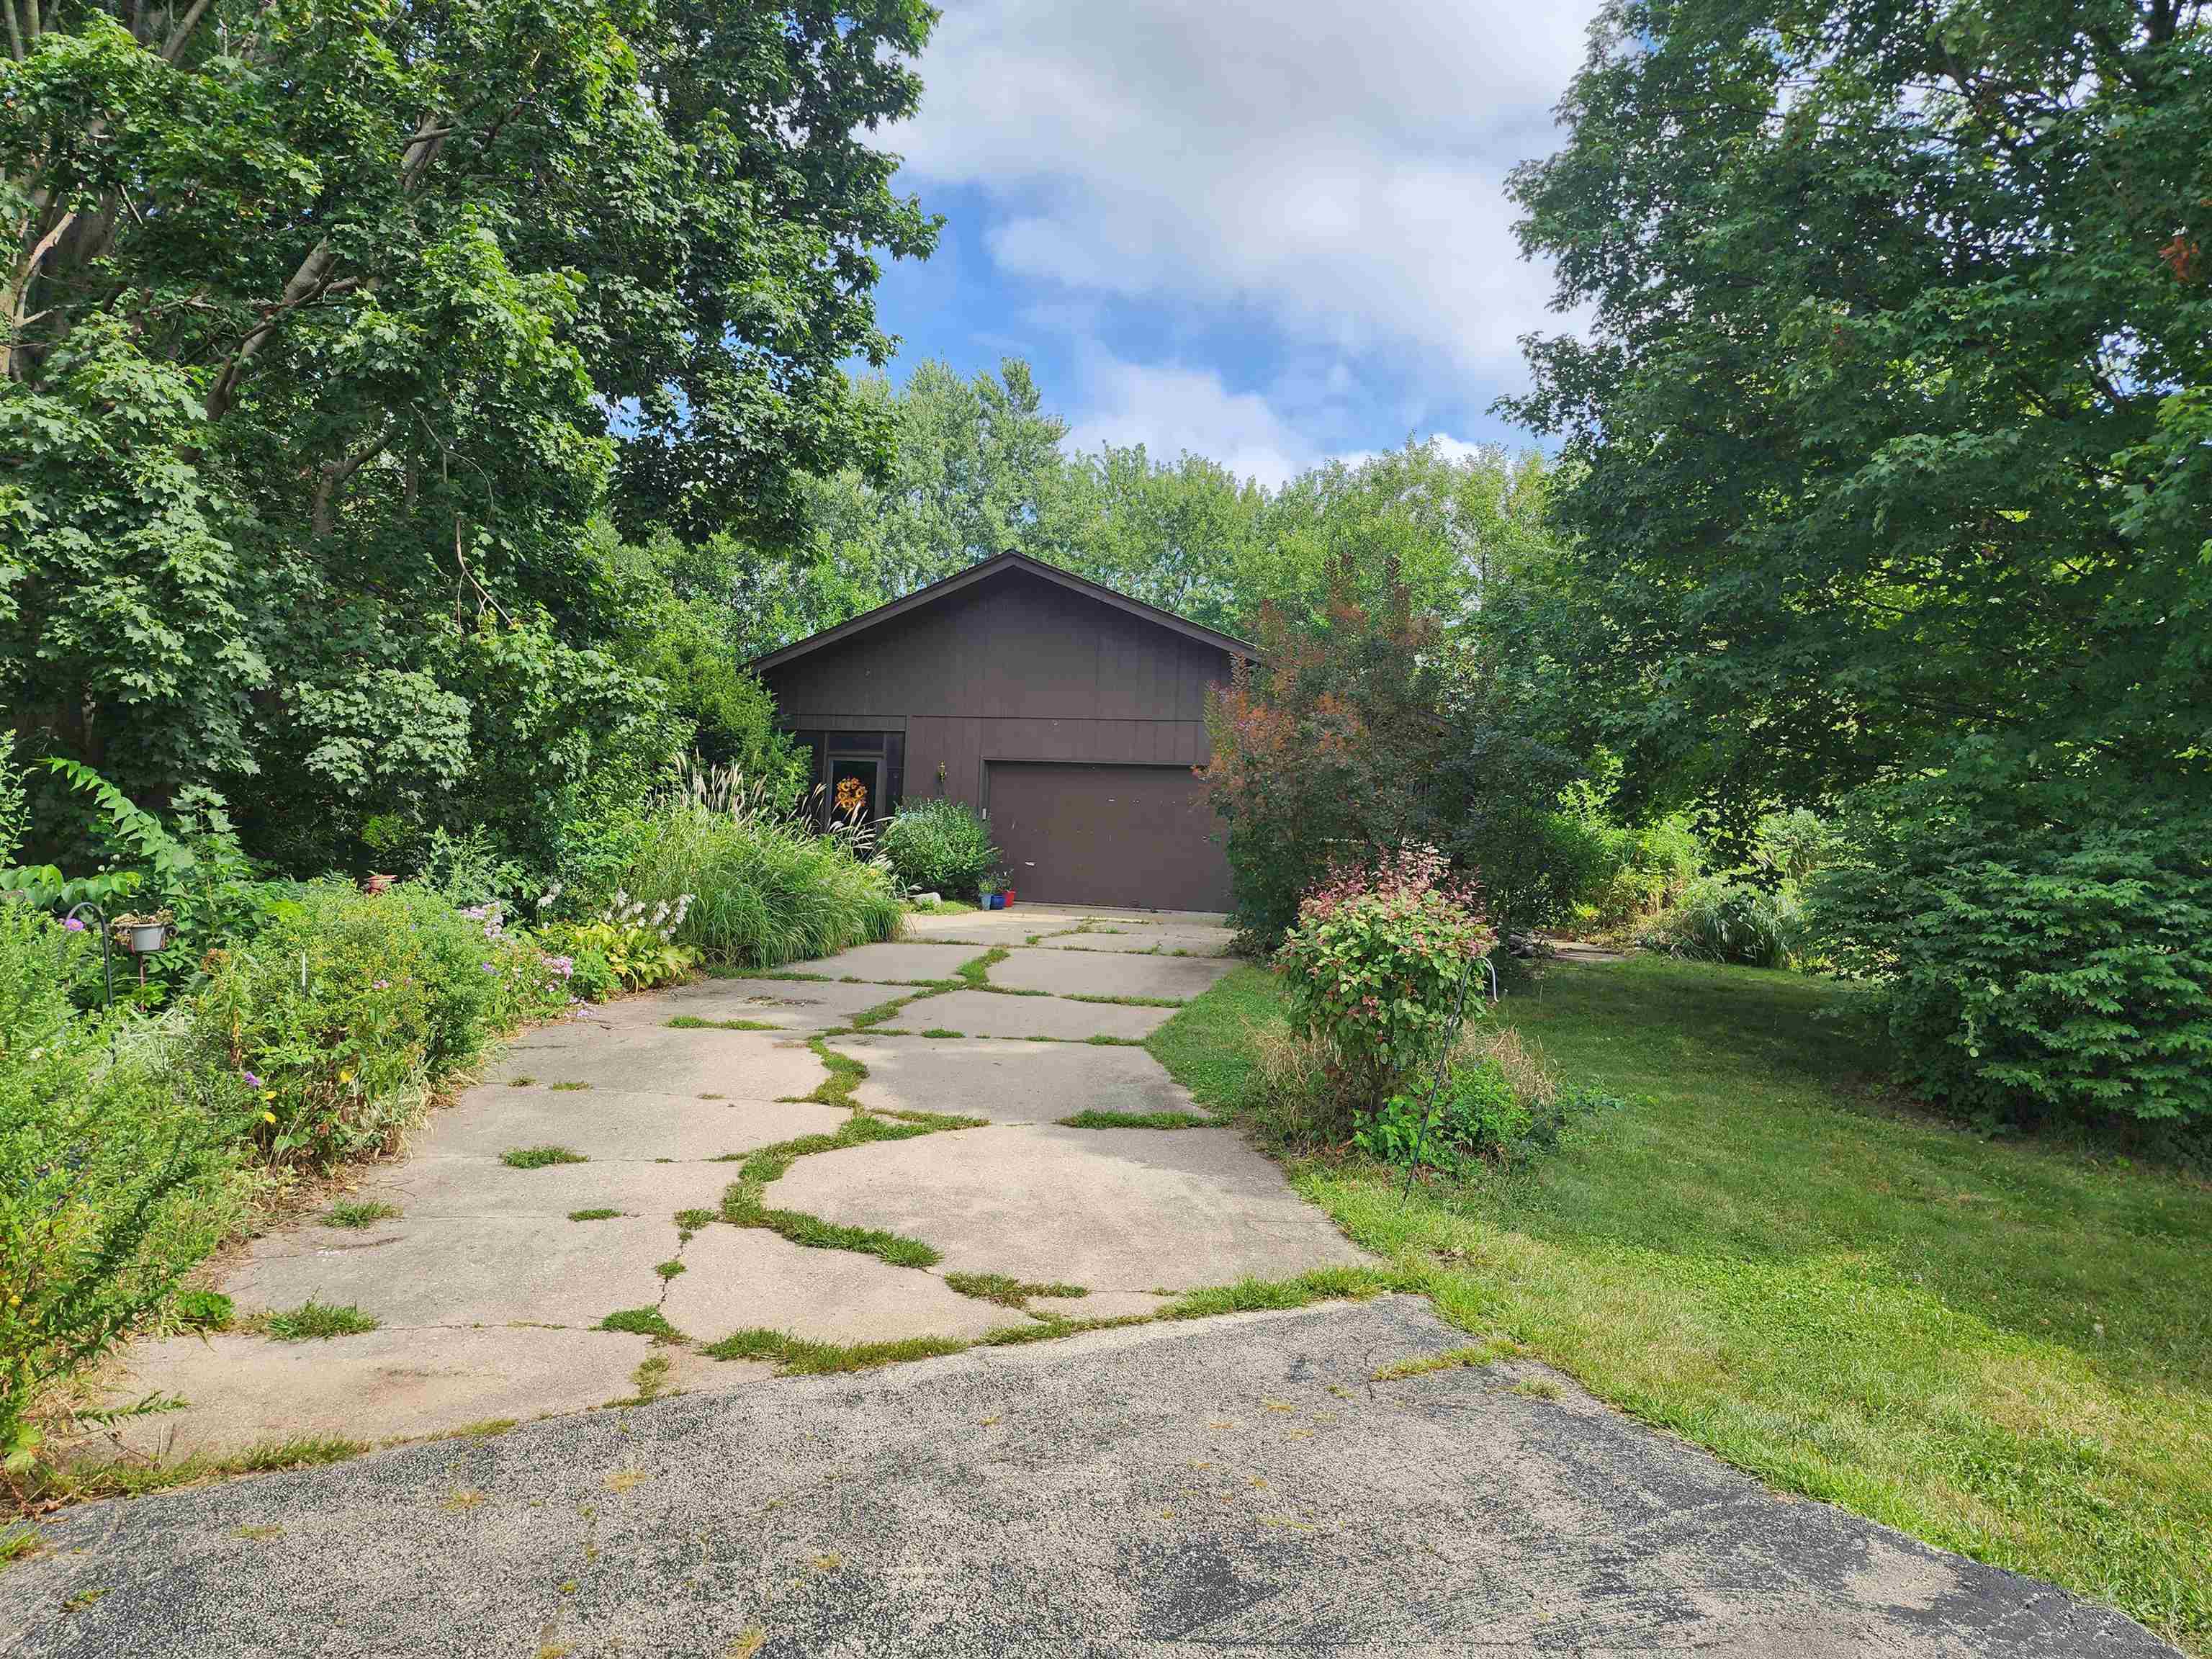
[984,763,1232,912]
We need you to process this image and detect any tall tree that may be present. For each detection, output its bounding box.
[1503,0,2211,830]
[1,1,935,859]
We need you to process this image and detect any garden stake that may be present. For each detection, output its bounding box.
[1400,956,1498,1200]
[63,902,114,1012]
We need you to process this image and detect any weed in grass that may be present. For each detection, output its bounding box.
[548,1082,590,1092]
[233,1524,284,1541]
[175,1289,233,1331]
[598,1307,686,1343]
[323,1200,400,1229]
[441,1488,486,1513]
[259,1300,379,1341]
[0,1527,40,1567]
[655,1259,686,1282]
[943,1272,1088,1307]
[568,1208,624,1221]
[1064,993,1184,1008]
[1057,1110,1219,1130]
[667,1016,780,1031]
[508,1076,536,1087]
[503,1145,589,1169]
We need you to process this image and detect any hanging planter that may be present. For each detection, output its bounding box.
[112,910,174,956]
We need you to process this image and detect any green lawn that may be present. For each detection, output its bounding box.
[1148,957,2212,1655]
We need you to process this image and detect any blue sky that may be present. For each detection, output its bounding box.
[866,1,1604,487]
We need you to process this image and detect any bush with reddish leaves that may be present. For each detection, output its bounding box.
[1276,845,1496,1114]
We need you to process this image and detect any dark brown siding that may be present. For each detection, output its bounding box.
[762,568,1235,909]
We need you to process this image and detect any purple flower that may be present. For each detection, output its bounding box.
[242,1071,263,1089]
[480,961,497,973]
[63,917,85,932]
[372,979,389,990]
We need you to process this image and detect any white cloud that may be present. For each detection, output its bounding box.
[894,1,1599,380]
[1061,354,1314,490]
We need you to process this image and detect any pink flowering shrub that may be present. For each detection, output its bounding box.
[1275,845,1496,1115]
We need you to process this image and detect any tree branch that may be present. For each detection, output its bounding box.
[160,0,213,64]
[311,420,397,536]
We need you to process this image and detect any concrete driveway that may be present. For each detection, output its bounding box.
[13,1298,2175,1657]
[91,908,1365,1457]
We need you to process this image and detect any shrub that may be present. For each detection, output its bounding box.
[1815,774,2212,1131]
[619,761,901,969]
[541,896,698,992]
[1650,877,1807,969]
[1,906,241,1473]
[186,883,569,1169]
[1275,846,1496,1117]
[877,799,999,898]
[1351,1026,1612,1175]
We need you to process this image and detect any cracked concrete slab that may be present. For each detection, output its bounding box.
[830,1035,1200,1124]
[772,1123,1371,1294]
[772,940,986,984]
[401,1084,847,1164]
[1026,926,1239,958]
[585,976,900,1033]
[94,1328,750,1460]
[911,988,1173,1041]
[222,1215,670,1329]
[18,1298,2168,1659]
[341,1153,731,1221]
[986,947,1233,1000]
[489,1022,829,1093]
[894,908,1041,945]
[657,1227,1019,1347]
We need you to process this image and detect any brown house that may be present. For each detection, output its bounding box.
[750,552,1254,912]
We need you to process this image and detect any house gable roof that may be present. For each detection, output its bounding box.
[744,551,1259,675]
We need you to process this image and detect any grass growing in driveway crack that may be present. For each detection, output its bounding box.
[1063,993,1186,1008]
[568,1208,624,1222]
[598,1307,688,1343]
[667,1015,781,1031]
[253,1300,380,1341]
[503,1145,589,1168]
[1057,1110,1222,1130]
[955,948,1006,987]
[943,1272,1088,1308]
[703,1328,971,1375]
[322,1199,401,1228]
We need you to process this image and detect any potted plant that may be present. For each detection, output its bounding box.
[112,909,174,955]
[977,873,1003,910]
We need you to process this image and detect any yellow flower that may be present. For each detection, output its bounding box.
[261,1111,277,1125]
[338,1069,354,1085]
[6,1294,19,1308]
[260,1089,275,1100]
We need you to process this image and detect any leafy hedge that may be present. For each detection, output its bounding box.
[876,799,998,899]
[1817,781,2212,1130]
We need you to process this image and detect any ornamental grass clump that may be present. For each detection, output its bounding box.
[1275,845,1496,1131]
[619,761,901,971]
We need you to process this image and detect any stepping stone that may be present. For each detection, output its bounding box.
[773,940,984,984]
[896,909,1039,945]
[626,978,911,1031]
[830,1035,1199,1124]
[773,1123,1371,1294]
[492,1023,829,1094]
[343,1153,732,1222]
[659,1227,1018,1346]
[222,1215,672,1329]
[986,948,1231,1001]
[412,1087,848,1164]
[93,1328,750,1460]
[906,989,1172,1042]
